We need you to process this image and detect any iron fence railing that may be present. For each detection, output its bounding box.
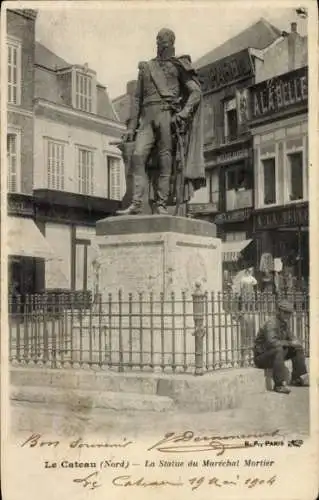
[8,289,309,375]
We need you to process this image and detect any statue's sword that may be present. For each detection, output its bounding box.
[174,124,186,216]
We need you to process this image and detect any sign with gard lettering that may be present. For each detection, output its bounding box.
[198,49,254,93]
[250,67,308,120]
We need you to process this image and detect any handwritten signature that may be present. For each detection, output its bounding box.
[147,430,280,455]
[72,471,277,491]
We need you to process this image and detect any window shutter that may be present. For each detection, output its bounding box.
[47,140,65,191]
[110,158,121,200]
[75,72,93,112]
[7,42,20,105]
[7,134,18,193]
[90,150,94,195]
[77,148,94,195]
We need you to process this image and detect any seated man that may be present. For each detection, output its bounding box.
[253,300,309,394]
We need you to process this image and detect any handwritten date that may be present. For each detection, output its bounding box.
[73,471,277,491]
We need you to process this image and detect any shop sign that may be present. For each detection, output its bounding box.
[217,148,249,165]
[254,204,308,230]
[207,148,250,167]
[251,67,308,120]
[199,49,254,93]
[215,208,252,224]
[8,198,34,216]
[188,202,218,214]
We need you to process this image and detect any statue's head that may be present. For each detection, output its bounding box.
[156,28,175,57]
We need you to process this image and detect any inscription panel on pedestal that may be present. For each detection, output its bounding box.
[99,240,165,295]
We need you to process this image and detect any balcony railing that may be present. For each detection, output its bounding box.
[226,188,252,211]
[188,191,219,215]
[224,132,239,144]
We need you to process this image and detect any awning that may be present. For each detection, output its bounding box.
[222,239,253,262]
[7,216,54,259]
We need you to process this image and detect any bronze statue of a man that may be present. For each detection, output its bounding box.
[117,28,206,216]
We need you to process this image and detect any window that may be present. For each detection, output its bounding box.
[226,165,252,190]
[287,152,303,201]
[262,158,276,205]
[225,232,246,242]
[106,156,121,199]
[208,170,219,205]
[75,72,92,112]
[46,140,65,190]
[224,98,238,142]
[203,95,215,143]
[7,133,20,192]
[7,40,21,105]
[78,148,94,195]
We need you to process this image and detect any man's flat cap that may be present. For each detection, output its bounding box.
[278,300,294,313]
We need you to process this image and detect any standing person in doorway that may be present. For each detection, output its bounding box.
[232,263,257,366]
[253,300,309,394]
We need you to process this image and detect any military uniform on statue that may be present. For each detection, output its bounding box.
[116,28,206,216]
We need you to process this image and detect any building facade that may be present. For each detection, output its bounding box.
[33,42,125,293]
[249,24,308,291]
[7,10,126,297]
[6,9,50,298]
[192,18,283,273]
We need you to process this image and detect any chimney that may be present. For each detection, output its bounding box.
[288,22,299,70]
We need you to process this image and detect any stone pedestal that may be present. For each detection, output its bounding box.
[94,215,222,371]
[95,215,222,298]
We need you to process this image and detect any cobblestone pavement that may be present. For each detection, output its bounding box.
[11,386,309,439]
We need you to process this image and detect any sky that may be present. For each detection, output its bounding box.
[31,1,308,99]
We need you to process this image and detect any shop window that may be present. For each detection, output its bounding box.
[46,139,65,190]
[226,165,252,190]
[7,132,21,193]
[105,155,121,199]
[7,39,21,105]
[224,98,238,142]
[77,147,94,195]
[262,158,276,205]
[287,152,303,201]
[75,72,92,112]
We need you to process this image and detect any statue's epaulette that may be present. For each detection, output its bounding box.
[175,54,195,73]
[138,61,147,71]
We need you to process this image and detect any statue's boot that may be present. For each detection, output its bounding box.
[154,174,170,215]
[116,174,145,215]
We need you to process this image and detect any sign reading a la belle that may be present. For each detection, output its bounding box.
[251,67,308,119]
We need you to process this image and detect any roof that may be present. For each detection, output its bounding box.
[35,42,70,70]
[194,18,282,69]
[35,42,119,122]
[112,94,131,124]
